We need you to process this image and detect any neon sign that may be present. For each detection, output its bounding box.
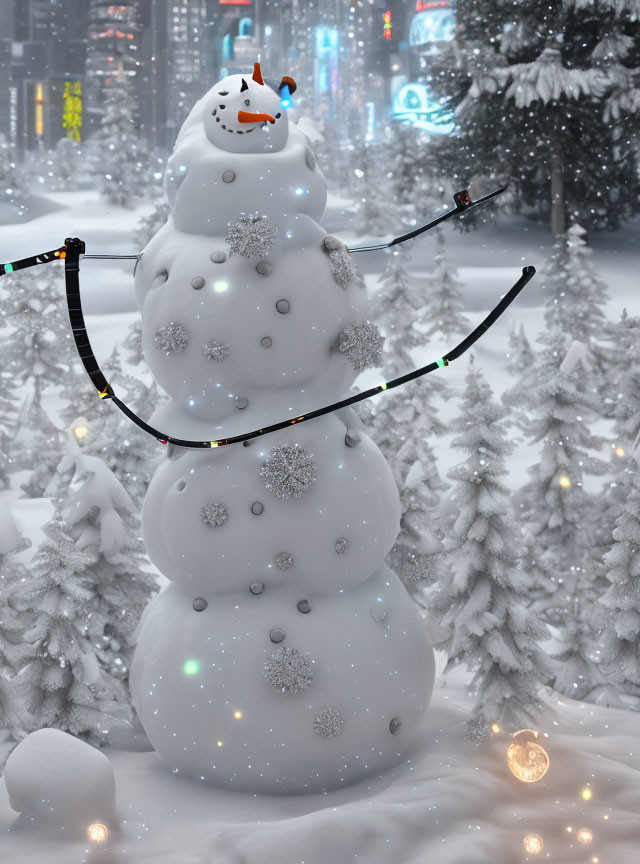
[383,10,392,39]
[62,81,82,142]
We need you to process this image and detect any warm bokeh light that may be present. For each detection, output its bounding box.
[233,710,243,719]
[603,814,609,820]
[566,826,573,833]
[87,823,108,843]
[523,833,543,854]
[582,787,593,801]
[217,740,223,747]
[592,857,600,863]
[73,419,89,440]
[559,475,571,488]
[491,723,501,734]
[506,729,550,783]
[577,828,593,844]
[615,446,625,457]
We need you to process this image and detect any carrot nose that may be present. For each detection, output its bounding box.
[237,110,276,124]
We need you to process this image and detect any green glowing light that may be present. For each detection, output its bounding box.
[436,358,446,368]
[380,383,387,391]
[4,263,13,273]
[183,659,200,675]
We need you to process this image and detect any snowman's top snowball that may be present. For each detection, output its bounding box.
[195,71,290,155]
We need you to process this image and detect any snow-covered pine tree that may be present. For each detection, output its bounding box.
[418,227,470,343]
[18,439,156,741]
[0,133,24,216]
[370,246,446,593]
[502,322,537,428]
[423,1,640,235]
[135,197,170,249]
[516,325,608,699]
[51,137,82,191]
[0,372,19,488]
[61,346,159,506]
[122,317,143,367]
[98,77,147,207]
[432,359,549,729]
[0,263,71,496]
[351,142,400,237]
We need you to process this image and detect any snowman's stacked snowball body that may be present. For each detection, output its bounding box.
[130,72,434,794]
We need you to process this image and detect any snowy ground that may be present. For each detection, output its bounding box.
[1,189,638,862]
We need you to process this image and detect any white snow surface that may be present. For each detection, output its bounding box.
[1,688,638,863]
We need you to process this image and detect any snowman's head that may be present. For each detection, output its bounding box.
[202,63,295,154]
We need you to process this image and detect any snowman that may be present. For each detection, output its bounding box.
[130,63,435,794]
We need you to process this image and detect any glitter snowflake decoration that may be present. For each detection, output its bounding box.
[329,248,361,290]
[334,537,349,554]
[264,647,314,694]
[338,321,384,372]
[200,501,228,528]
[154,322,188,354]
[402,554,437,586]
[226,212,276,258]
[201,339,230,362]
[260,444,317,500]
[465,717,490,743]
[313,707,345,739]
[275,551,294,571]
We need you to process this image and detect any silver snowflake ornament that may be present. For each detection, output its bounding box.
[334,537,349,554]
[275,551,294,571]
[154,322,188,354]
[328,248,361,290]
[260,444,317,500]
[264,646,314,694]
[313,707,345,739]
[338,321,384,372]
[200,501,228,528]
[226,212,277,258]
[201,339,230,362]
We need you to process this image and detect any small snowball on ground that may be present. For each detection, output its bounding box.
[260,444,317,500]
[264,646,314,694]
[338,321,384,371]
[226,212,277,258]
[4,729,116,833]
[201,339,230,362]
[200,501,228,527]
[313,707,345,739]
[154,322,188,354]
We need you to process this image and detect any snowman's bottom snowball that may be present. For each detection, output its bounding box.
[130,567,434,794]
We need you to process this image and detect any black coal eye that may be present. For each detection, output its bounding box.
[244,99,250,106]
[219,105,225,110]
[218,90,229,96]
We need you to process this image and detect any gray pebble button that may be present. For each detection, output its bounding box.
[345,429,360,448]
[270,628,286,643]
[193,598,207,612]
[389,717,402,735]
[191,276,205,290]
[235,396,248,409]
[323,235,341,252]
[261,336,272,348]
[305,148,316,171]
[222,170,236,183]
[256,261,272,276]
[250,582,264,594]
[211,251,226,263]
[251,501,264,515]
[297,599,312,614]
[276,299,290,314]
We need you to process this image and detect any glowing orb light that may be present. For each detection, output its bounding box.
[582,786,593,801]
[87,823,108,844]
[577,828,593,844]
[523,833,543,854]
[233,710,243,719]
[183,659,200,675]
[491,723,501,734]
[615,446,625,457]
[506,729,550,783]
[559,475,571,488]
[73,418,89,440]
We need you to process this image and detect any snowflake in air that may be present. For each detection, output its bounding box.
[402,553,437,586]
[264,646,314,694]
[334,537,349,554]
[338,321,384,372]
[201,339,230,362]
[313,707,345,739]
[328,248,361,290]
[200,501,228,528]
[465,717,490,742]
[260,444,317,500]
[226,212,276,258]
[276,551,294,571]
[154,322,188,354]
